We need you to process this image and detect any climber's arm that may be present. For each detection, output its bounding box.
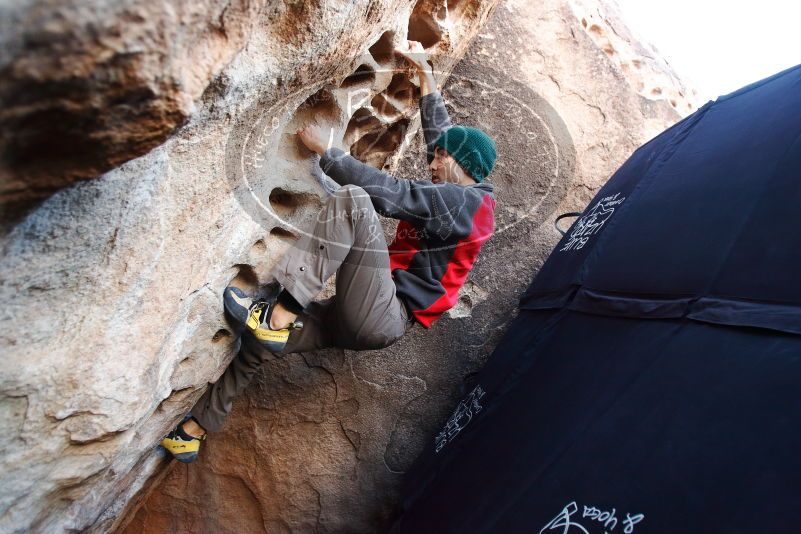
[419,91,452,164]
[394,40,436,96]
[395,40,452,163]
[296,119,472,239]
[319,147,474,240]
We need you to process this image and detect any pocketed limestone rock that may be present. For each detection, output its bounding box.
[0,0,499,532]
[125,0,690,532]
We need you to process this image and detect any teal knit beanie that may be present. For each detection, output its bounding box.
[434,126,497,183]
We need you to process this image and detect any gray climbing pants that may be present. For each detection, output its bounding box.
[192,185,412,432]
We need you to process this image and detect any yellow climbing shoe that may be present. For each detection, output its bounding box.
[161,418,205,463]
[223,285,302,352]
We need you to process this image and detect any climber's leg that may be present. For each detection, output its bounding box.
[271,184,409,350]
[186,185,408,436]
[329,207,409,351]
[271,184,386,308]
[188,335,264,433]
[275,298,337,353]
[189,299,336,432]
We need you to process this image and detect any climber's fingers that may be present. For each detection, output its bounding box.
[297,123,332,156]
[394,40,428,69]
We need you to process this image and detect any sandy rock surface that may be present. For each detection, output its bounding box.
[125,0,687,532]
[0,0,694,532]
[569,0,701,114]
[1,0,257,223]
[0,0,498,532]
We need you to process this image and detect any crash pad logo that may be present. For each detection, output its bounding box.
[560,193,626,252]
[434,385,486,453]
[540,501,645,534]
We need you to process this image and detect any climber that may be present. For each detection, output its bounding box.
[161,40,498,462]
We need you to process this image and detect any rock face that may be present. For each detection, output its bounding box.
[1,0,253,222]
[0,0,691,532]
[569,0,701,114]
[125,0,690,532]
[0,0,499,532]
[0,0,494,223]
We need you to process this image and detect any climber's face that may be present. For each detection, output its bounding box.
[430,147,473,185]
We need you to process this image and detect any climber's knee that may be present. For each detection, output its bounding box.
[352,322,406,351]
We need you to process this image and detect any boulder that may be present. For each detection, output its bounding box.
[0,0,498,532]
[125,0,690,531]
[0,0,693,532]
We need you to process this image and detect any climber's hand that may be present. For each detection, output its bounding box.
[394,40,431,73]
[395,40,437,96]
[297,123,332,156]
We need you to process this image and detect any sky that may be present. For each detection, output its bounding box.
[614,0,801,102]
